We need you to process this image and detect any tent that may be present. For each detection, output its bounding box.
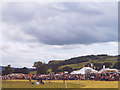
[70,67,98,74]
[98,68,118,73]
[98,65,118,73]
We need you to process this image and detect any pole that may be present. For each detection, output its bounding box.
[63,70,67,88]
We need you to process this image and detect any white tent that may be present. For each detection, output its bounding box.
[98,65,118,73]
[98,68,118,73]
[98,66,118,73]
[70,67,98,74]
[64,71,68,74]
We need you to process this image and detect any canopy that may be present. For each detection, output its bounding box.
[98,68,118,73]
[70,67,98,74]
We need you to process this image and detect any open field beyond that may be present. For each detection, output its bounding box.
[2,80,119,88]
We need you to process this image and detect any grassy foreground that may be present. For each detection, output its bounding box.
[2,80,119,88]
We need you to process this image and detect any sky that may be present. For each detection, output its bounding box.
[1,2,118,68]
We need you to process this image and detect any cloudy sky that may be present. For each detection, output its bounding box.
[1,2,118,68]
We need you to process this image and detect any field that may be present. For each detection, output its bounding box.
[2,80,119,88]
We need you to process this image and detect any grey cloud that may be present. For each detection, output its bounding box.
[2,2,118,45]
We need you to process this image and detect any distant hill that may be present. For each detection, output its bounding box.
[48,60,64,64]
[0,66,35,73]
[46,54,119,73]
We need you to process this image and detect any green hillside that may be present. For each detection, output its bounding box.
[46,54,119,73]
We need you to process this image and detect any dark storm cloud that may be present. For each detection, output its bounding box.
[2,2,118,45]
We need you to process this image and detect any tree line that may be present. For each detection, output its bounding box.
[2,65,30,76]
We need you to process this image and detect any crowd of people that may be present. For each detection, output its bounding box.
[2,72,120,81]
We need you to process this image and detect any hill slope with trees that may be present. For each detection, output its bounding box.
[33,54,119,74]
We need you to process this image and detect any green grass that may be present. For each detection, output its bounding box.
[47,69,54,73]
[2,80,118,88]
[2,80,83,88]
[58,62,89,70]
[29,70,37,74]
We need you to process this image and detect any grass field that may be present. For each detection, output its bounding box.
[2,80,119,88]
